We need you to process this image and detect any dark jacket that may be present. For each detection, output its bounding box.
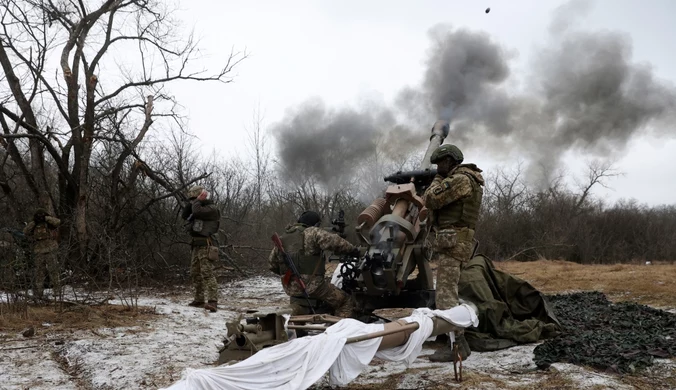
[182,199,221,246]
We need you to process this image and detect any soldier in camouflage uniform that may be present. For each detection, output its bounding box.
[423,144,484,362]
[23,208,61,298]
[268,211,359,317]
[182,186,221,312]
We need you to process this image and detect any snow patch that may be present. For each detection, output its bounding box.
[0,339,76,389]
[2,276,674,390]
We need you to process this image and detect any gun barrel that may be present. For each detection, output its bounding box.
[383,169,438,185]
[420,120,450,170]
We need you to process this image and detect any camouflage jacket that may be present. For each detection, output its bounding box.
[268,225,356,276]
[424,164,485,231]
[24,216,61,254]
[424,164,484,210]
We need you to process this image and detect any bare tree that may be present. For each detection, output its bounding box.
[245,102,270,227]
[0,0,246,262]
[573,159,623,212]
[484,160,529,216]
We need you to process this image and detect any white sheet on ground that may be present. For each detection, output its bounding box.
[327,320,384,386]
[331,304,479,386]
[162,305,479,390]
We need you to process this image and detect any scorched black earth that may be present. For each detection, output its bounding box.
[534,291,676,373]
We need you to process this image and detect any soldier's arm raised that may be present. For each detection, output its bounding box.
[191,201,219,220]
[306,227,356,254]
[45,216,61,227]
[423,174,473,210]
[181,202,192,220]
[423,174,446,210]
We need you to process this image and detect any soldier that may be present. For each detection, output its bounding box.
[423,144,484,362]
[23,208,61,298]
[182,185,221,312]
[268,211,359,317]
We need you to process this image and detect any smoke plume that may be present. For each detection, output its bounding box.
[273,0,676,190]
[421,24,511,122]
[419,1,676,178]
[271,99,423,193]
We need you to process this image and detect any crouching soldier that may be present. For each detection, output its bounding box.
[269,211,359,317]
[182,186,221,312]
[23,208,61,298]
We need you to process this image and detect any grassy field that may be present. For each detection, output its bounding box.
[0,301,157,332]
[493,259,676,308]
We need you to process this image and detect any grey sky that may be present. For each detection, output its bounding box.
[170,0,676,205]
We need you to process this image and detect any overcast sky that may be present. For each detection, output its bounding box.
[168,0,676,206]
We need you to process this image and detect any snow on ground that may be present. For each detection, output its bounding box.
[0,341,77,390]
[1,276,674,390]
[0,276,289,390]
[311,344,639,389]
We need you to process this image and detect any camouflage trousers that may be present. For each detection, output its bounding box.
[283,274,354,317]
[34,250,60,298]
[190,246,219,303]
[433,227,475,310]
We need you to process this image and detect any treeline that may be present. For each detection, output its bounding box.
[1,1,675,301]
[477,163,676,264]
[3,135,675,296]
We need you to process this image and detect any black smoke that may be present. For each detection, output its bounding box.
[420,1,676,176]
[271,99,423,191]
[273,0,676,189]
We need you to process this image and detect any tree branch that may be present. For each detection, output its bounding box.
[0,106,77,190]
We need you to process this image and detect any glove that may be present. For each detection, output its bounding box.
[196,190,208,201]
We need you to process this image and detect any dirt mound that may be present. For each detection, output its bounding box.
[534,291,676,373]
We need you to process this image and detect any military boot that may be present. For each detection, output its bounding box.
[456,334,471,360]
[188,301,204,308]
[428,344,455,362]
[204,301,218,312]
[429,334,471,362]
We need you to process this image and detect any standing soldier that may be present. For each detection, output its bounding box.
[268,211,359,317]
[23,208,61,298]
[423,144,484,362]
[182,186,221,312]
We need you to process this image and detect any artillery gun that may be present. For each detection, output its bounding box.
[219,120,451,362]
[335,120,449,315]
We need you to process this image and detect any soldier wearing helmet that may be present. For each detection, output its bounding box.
[268,210,360,317]
[181,185,221,312]
[423,144,485,362]
[23,208,61,298]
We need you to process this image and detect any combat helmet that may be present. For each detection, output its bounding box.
[430,144,464,164]
[187,185,204,199]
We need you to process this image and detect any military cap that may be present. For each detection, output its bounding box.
[298,210,321,227]
[187,185,205,199]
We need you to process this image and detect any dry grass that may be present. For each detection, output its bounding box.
[493,260,676,307]
[330,258,676,307]
[616,359,676,390]
[0,303,158,333]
